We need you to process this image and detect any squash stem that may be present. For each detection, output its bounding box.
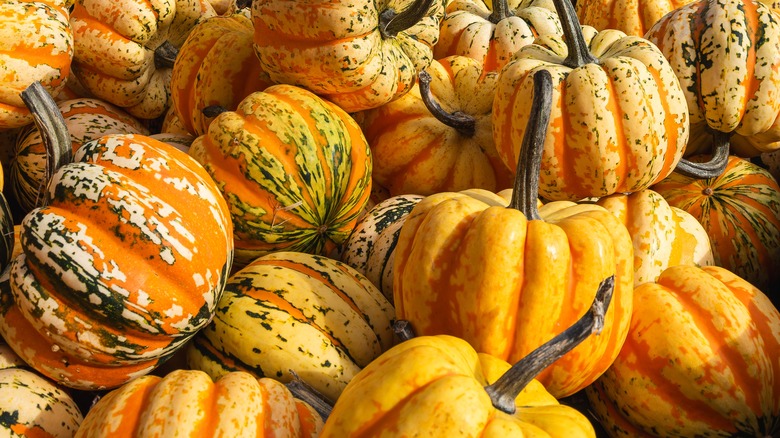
[286,371,333,421]
[673,130,730,179]
[484,275,615,414]
[380,0,436,39]
[202,105,229,118]
[393,319,416,341]
[418,70,476,137]
[507,70,553,220]
[154,41,179,70]
[552,0,598,68]
[20,81,72,209]
[487,0,513,23]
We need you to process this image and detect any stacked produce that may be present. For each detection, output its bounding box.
[0,0,779,436]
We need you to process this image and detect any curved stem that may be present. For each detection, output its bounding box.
[507,69,553,220]
[552,0,598,68]
[154,41,179,70]
[285,371,333,421]
[485,275,615,414]
[380,0,436,39]
[418,70,476,137]
[674,130,730,179]
[20,81,72,209]
[487,0,513,23]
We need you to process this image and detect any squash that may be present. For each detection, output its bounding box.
[171,13,273,137]
[595,189,713,286]
[645,0,780,158]
[188,84,373,267]
[75,369,323,437]
[68,0,217,120]
[0,0,73,129]
[586,265,780,437]
[251,0,445,112]
[320,277,614,437]
[652,154,780,298]
[434,0,561,73]
[493,0,689,200]
[394,70,634,398]
[0,129,234,390]
[186,251,394,403]
[340,193,424,302]
[359,56,513,196]
[575,0,692,37]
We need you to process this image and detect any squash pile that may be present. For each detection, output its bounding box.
[0,0,779,436]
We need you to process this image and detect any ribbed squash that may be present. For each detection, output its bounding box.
[186,251,394,402]
[69,0,216,119]
[575,0,692,36]
[360,56,512,196]
[340,193,424,302]
[493,0,688,200]
[586,265,780,437]
[434,0,561,73]
[645,0,780,157]
[188,84,372,267]
[0,0,73,129]
[251,0,445,112]
[10,97,149,214]
[394,71,634,398]
[0,133,234,390]
[76,369,323,438]
[652,155,780,298]
[171,13,273,137]
[595,189,713,286]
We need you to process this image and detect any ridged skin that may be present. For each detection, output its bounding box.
[576,0,691,37]
[187,251,395,402]
[76,370,323,438]
[586,265,780,437]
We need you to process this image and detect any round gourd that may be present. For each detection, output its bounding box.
[186,251,395,402]
[75,369,323,437]
[575,0,692,36]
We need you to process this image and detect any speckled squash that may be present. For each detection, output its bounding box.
[75,369,323,438]
[10,97,149,214]
[69,0,217,119]
[359,56,512,196]
[0,133,234,390]
[0,0,73,129]
[575,0,692,36]
[340,194,424,302]
[434,0,561,73]
[252,0,445,112]
[171,13,274,137]
[189,84,373,267]
[493,0,689,201]
[652,154,780,297]
[596,189,714,286]
[586,265,780,437]
[186,251,395,403]
[645,0,780,157]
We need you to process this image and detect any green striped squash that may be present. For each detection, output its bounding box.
[652,155,780,296]
[186,251,395,402]
[189,84,373,267]
[340,194,423,302]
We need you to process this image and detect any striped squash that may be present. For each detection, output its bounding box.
[493,0,689,201]
[596,189,714,286]
[186,251,395,402]
[76,370,323,437]
[251,0,445,112]
[170,13,273,137]
[0,133,234,390]
[189,84,373,267]
[434,0,562,73]
[586,265,780,437]
[10,97,149,214]
[575,0,692,37]
[645,0,780,157]
[69,0,217,119]
[359,56,513,196]
[0,0,73,129]
[340,194,424,302]
[652,155,780,297]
